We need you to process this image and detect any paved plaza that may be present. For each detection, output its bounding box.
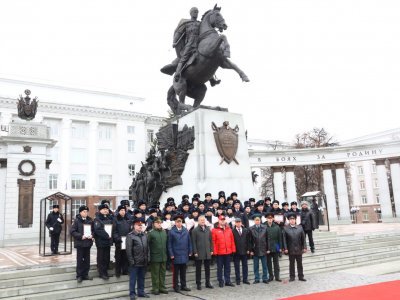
[1,223,400,299]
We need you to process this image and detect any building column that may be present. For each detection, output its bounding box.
[272,167,285,202]
[322,164,338,224]
[335,163,351,223]
[87,121,98,194]
[59,118,71,192]
[0,161,7,247]
[389,157,400,219]
[251,167,263,199]
[374,159,394,221]
[285,166,297,203]
[363,161,375,204]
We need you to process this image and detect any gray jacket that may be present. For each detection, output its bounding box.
[191,225,213,260]
[126,230,149,267]
[282,225,307,255]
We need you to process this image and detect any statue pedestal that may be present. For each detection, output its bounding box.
[159,108,257,205]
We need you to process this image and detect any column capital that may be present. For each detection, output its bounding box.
[321,164,334,171]
[285,166,295,172]
[374,159,387,166]
[388,157,400,165]
[334,162,346,169]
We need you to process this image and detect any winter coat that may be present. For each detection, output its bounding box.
[126,230,149,267]
[148,228,168,263]
[70,215,93,248]
[211,225,236,255]
[265,222,282,253]
[233,210,250,228]
[232,226,251,256]
[112,214,132,244]
[191,225,213,260]
[283,225,306,255]
[300,208,314,231]
[93,214,113,248]
[168,226,192,264]
[249,224,269,257]
[45,211,64,235]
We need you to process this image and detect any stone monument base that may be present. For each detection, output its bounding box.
[159,108,257,205]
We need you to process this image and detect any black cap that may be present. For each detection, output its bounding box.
[265,212,274,218]
[231,192,238,197]
[168,197,175,202]
[79,205,89,213]
[137,200,146,207]
[218,191,225,198]
[193,193,200,199]
[249,198,255,202]
[290,201,298,206]
[264,197,271,201]
[205,192,212,197]
[255,200,264,208]
[251,213,263,220]
[287,212,297,219]
[117,205,126,211]
[233,200,241,205]
[120,199,130,206]
[148,208,157,214]
[101,199,111,206]
[173,214,185,222]
[282,202,289,207]
[98,203,109,211]
[52,204,59,209]
[133,217,145,224]
[272,200,280,205]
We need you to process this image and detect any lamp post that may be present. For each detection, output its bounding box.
[350,206,360,224]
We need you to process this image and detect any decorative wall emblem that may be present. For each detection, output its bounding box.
[18,160,36,176]
[17,89,38,121]
[23,145,32,153]
[212,121,239,165]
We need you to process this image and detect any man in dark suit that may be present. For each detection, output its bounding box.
[232,217,251,285]
[45,204,64,255]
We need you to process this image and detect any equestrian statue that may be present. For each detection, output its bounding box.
[161,5,250,115]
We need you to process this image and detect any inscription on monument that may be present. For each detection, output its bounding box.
[17,179,35,228]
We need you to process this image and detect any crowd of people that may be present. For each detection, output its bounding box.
[66,191,319,300]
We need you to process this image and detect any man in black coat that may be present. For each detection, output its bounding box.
[70,205,93,282]
[233,200,249,228]
[310,197,320,229]
[113,205,132,277]
[94,203,113,280]
[126,217,150,299]
[283,213,307,282]
[232,217,251,285]
[249,215,269,284]
[45,204,64,255]
[300,201,315,253]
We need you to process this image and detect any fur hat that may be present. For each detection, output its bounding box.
[79,205,89,213]
[205,192,212,197]
[52,204,59,209]
[290,201,298,206]
[98,203,109,211]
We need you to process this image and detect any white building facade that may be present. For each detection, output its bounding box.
[0,78,164,245]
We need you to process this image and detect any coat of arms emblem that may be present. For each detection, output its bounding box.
[17,89,38,121]
[211,121,239,165]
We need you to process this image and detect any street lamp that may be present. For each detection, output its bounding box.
[374,207,381,223]
[350,206,360,224]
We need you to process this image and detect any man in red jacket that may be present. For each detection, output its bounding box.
[212,215,236,288]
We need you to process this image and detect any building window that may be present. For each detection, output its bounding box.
[72,199,86,218]
[49,174,58,190]
[374,178,379,189]
[98,149,112,164]
[361,196,367,204]
[376,194,380,203]
[360,180,365,190]
[372,163,377,173]
[71,122,88,139]
[147,129,154,144]
[71,174,86,190]
[128,164,136,176]
[362,211,369,222]
[71,148,87,164]
[44,119,60,137]
[357,166,364,175]
[127,126,135,134]
[98,124,113,140]
[128,140,135,152]
[99,175,112,190]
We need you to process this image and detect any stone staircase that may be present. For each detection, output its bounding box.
[1,230,400,300]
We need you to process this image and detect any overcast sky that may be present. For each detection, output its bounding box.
[1,0,399,142]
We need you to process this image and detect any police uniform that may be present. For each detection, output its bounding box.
[45,204,64,254]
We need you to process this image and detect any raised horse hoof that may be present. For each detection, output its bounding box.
[242,75,250,82]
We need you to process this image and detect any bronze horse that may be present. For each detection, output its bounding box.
[161,6,249,115]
